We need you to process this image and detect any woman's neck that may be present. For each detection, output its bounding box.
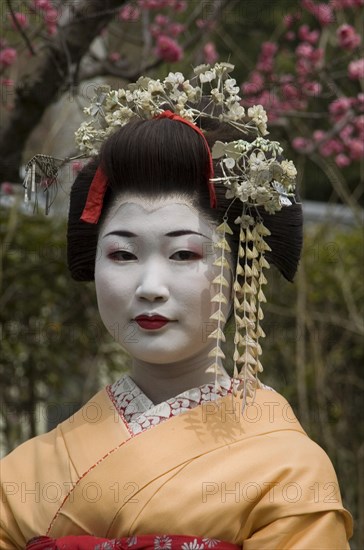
[130,354,229,404]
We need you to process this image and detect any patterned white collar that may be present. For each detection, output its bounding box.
[107,374,233,436]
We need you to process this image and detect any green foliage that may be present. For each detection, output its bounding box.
[0,203,129,455]
[263,225,363,543]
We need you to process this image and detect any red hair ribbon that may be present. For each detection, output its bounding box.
[80,165,108,224]
[80,110,217,224]
[154,110,217,208]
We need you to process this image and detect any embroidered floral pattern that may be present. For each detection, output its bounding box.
[107,375,232,435]
[202,540,220,548]
[154,535,173,549]
[181,540,204,550]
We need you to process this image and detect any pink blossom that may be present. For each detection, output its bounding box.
[284,14,295,27]
[303,81,322,95]
[298,25,311,41]
[329,97,353,116]
[203,42,218,65]
[313,130,326,141]
[337,24,361,50]
[261,42,278,57]
[354,115,364,132]
[292,137,309,152]
[250,71,264,91]
[154,14,169,26]
[140,0,185,8]
[302,0,315,10]
[303,1,334,25]
[347,139,364,160]
[296,58,311,76]
[9,12,29,29]
[348,58,364,79]
[0,48,17,68]
[43,8,59,24]
[242,81,260,95]
[314,3,334,25]
[155,35,183,62]
[296,42,314,57]
[339,124,354,140]
[320,139,343,156]
[298,25,320,44]
[282,83,300,100]
[309,48,324,65]
[356,93,364,111]
[257,58,274,73]
[168,23,185,37]
[32,0,51,9]
[118,4,140,21]
[138,0,166,8]
[307,30,320,44]
[335,154,351,167]
[174,0,187,12]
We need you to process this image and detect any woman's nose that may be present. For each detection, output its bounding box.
[135,262,170,302]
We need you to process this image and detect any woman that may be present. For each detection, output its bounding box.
[0,64,352,548]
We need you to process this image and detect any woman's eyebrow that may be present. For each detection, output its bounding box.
[165,230,210,239]
[103,229,211,239]
[103,230,137,239]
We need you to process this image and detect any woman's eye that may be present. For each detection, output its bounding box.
[108,250,136,261]
[170,250,201,261]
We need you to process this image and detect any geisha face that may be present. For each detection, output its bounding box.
[94,195,232,367]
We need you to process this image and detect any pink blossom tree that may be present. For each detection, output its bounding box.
[0,0,233,182]
[1,0,363,212]
[240,0,363,216]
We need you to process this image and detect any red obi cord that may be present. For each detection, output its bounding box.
[80,110,217,224]
[27,535,240,549]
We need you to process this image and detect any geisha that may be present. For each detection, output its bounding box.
[0,64,353,549]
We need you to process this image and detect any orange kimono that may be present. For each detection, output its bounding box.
[0,376,353,548]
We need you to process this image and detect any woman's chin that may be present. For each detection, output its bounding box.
[123,345,203,366]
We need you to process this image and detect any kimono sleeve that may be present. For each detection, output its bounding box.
[237,427,353,548]
[243,510,350,549]
[0,424,77,549]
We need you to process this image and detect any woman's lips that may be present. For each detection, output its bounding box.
[134,315,172,330]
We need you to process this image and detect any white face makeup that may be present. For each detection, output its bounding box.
[95,195,232,367]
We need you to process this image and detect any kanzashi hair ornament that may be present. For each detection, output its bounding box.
[23,154,62,215]
[23,154,83,215]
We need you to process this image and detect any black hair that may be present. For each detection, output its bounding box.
[67,117,303,283]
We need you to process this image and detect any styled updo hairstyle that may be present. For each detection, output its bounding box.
[67,116,303,282]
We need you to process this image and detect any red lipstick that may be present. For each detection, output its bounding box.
[134,315,171,330]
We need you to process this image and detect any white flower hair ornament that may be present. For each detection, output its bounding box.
[23,62,298,409]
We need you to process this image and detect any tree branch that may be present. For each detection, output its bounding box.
[6,0,36,56]
[0,0,128,183]
[79,0,236,82]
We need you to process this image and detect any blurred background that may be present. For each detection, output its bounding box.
[0,0,363,546]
